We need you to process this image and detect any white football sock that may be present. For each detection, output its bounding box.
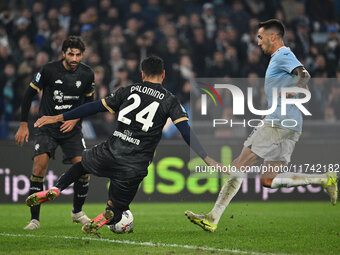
[271,172,327,188]
[208,172,244,224]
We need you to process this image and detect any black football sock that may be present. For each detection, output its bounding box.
[56,162,88,191]
[105,204,123,225]
[29,175,44,221]
[72,176,90,213]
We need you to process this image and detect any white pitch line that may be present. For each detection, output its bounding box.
[0,233,284,255]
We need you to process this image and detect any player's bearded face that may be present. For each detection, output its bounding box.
[262,38,271,54]
[257,28,271,55]
[63,48,83,71]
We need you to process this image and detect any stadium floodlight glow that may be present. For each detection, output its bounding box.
[201,84,311,116]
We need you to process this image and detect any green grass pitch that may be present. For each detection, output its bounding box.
[0,202,339,255]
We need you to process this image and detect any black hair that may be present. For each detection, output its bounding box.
[258,19,285,38]
[141,55,164,76]
[118,67,128,72]
[62,36,85,53]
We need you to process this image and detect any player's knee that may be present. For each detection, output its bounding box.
[71,156,82,164]
[232,157,241,169]
[249,155,259,166]
[261,178,273,188]
[32,163,47,176]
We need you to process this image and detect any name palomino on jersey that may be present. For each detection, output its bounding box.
[130,85,165,100]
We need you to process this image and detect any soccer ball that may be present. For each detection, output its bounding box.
[108,210,134,234]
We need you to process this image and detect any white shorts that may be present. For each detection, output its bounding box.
[244,122,301,163]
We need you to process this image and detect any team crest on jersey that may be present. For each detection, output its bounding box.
[53,90,64,102]
[35,144,40,151]
[76,81,81,88]
[35,72,41,82]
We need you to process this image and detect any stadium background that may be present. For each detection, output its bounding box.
[0,0,340,203]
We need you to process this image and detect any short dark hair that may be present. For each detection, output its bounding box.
[62,36,85,53]
[258,19,285,38]
[141,55,164,76]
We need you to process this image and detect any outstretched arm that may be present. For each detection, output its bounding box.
[34,100,107,128]
[175,120,221,167]
[60,93,98,132]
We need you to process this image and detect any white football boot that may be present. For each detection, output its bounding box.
[71,211,91,225]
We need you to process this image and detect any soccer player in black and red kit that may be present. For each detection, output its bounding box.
[26,55,220,233]
[15,36,95,230]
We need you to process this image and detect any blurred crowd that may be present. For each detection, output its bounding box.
[1,0,340,138]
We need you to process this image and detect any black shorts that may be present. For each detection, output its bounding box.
[81,141,148,180]
[33,131,86,164]
[80,141,146,209]
[108,177,144,211]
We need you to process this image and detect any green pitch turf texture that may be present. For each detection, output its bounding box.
[0,202,339,255]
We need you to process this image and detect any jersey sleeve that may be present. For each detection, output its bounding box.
[84,72,95,97]
[169,96,189,124]
[101,87,125,114]
[30,66,47,92]
[279,50,303,73]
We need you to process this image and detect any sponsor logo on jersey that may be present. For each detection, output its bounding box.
[55,105,72,110]
[55,80,63,84]
[53,90,79,102]
[53,90,64,103]
[123,130,132,137]
[35,73,41,82]
[113,130,140,145]
[64,96,79,100]
[76,81,82,88]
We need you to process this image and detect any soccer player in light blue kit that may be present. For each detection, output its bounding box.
[185,19,338,232]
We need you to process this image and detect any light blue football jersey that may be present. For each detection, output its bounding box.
[264,46,303,132]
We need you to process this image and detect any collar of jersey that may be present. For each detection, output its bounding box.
[271,46,288,57]
[143,81,162,86]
